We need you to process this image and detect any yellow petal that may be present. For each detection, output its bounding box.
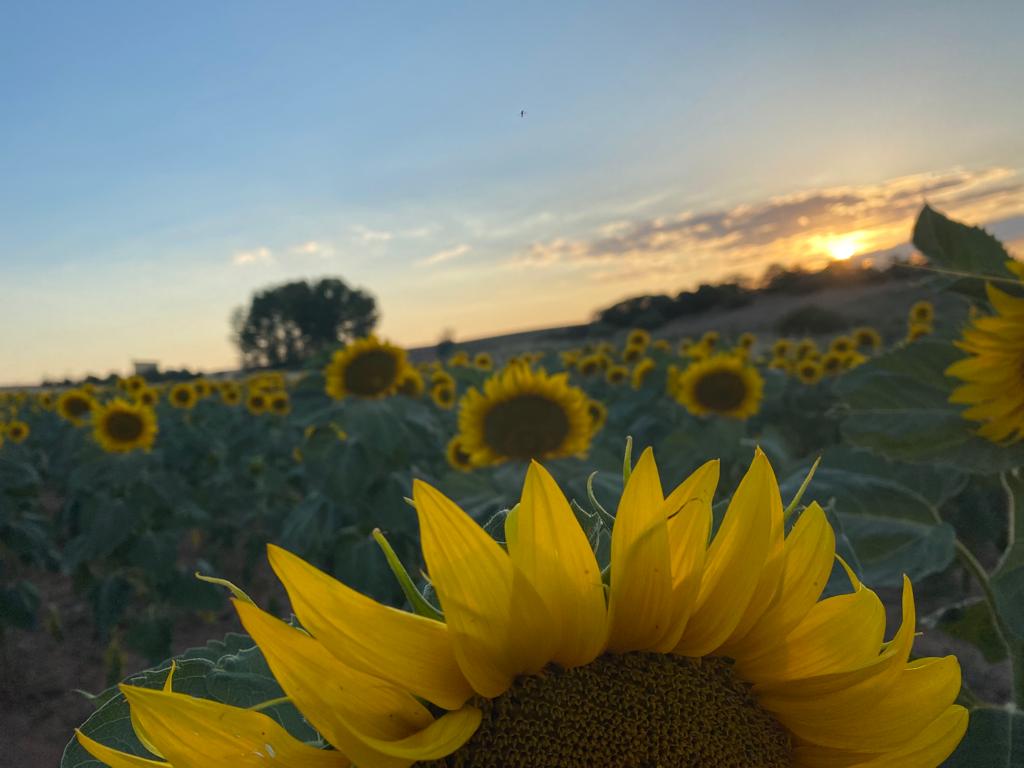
[119,685,349,768]
[725,503,835,658]
[412,479,555,698]
[234,600,478,768]
[717,448,787,649]
[508,461,607,666]
[772,656,962,751]
[738,563,885,686]
[606,447,676,652]
[655,459,718,651]
[75,731,169,768]
[674,449,775,657]
[267,544,473,710]
[792,704,968,768]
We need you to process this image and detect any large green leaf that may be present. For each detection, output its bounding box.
[944,706,1024,767]
[780,458,956,587]
[61,636,318,767]
[991,472,1024,640]
[837,340,1024,473]
[913,204,1016,283]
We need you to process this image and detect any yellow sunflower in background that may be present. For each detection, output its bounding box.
[737,331,756,350]
[625,328,650,348]
[674,354,764,419]
[168,382,197,409]
[134,386,160,407]
[56,389,95,426]
[795,338,819,359]
[123,375,146,395]
[560,349,580,368]
[768,357,792,373]
[947,279,1024,443]
[447,350,470,367]
[325,336,408,399]
[821,352,845,376]
[576,353,605,376]
[677,336,694,355]
[78,448,965,768]
[631,357,656,389]
[37,391,55,410]
[5,420,29,444]
[828,336,855,356]
[605,365,629,385]
[853,326,882,352]
[622,345,643,363]
[192,378,213,399]
[397,368,425,397]
[586,398,607,433]
[455,363,596,466]
[473,352,493,371]
[795,359,823,385]
[246,391,270,415]
[771,338,793,358]
[270,392,292,416]
[445,435,474,472]
[431,382,456,410]
[910,300,935,325]
[93,399,158,453]
[651,338,671,352]
[218,381,242,406]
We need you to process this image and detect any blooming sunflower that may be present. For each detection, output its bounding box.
[622,345,644,363]
[769,357,792,373]
[576,353,605,376]
[795,339,819,360]
[771,338,794,358]
[455,363,595,465]
[56,389,95,425]
[246,391,270,415]
[168,382,198,409]
[93,399,158,453]
[821,352,845,376]
[325,336,408,399]
[828,336,855,356]
[431,382,456,410]
[674,354,764,420]
[853,326,882,352]
[737,331,756,350]
[445,435,474,471]
[605,365,629,385]
[77,448,966,768]
[947,279,1024,442]
[473,353,493,371]
[910,300,934,325]
[270,392,292,416]
[626,328,650,348]
[586,398,608,433]
[448,351,470,367]
[218,382,242,406]
[37,391,55,410]
[192,378,213,399]
[5,420,29,444]
[135,386,160,407]
[651,339,671,353]
[795,359,823,385]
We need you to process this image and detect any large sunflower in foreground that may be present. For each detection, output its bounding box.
[325,336,408,399]
[455,363,595,466]
[93,399,158,453]
[674,354,764,420]
[947,278,1024,443]
[77,448,966,767]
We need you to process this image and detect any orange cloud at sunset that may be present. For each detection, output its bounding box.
[513,167,1024,287]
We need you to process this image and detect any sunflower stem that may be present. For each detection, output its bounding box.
[586,472,614,524]
[372,528,444,621]
[783,456,821,522]
[953,538,1023,705]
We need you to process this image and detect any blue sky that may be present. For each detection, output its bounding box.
[2,1,1023,383]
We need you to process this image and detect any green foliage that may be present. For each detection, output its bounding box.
[776,303,849,335]
[233,277,378,368]
[913,204,1016,296]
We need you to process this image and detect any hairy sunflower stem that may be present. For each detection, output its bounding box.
[372,528,444,621]
[953,539,1024,705]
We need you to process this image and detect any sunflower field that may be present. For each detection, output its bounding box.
[1,205,1022,765]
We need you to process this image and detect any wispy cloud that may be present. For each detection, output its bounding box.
[351,225,394,244]
[511,167,1024,283]
[232,246,273,266]
[418,243,471,267]
[289,240,335,258]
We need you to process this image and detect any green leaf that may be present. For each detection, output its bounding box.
[944,706,1024,768]
[926,599,1008,664]
[913,204,1016,283]
[836,340,1024,473]
[780,461,956,587]
[992,473,1024,640]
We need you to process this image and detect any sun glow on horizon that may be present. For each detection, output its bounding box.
[825,235,860,261]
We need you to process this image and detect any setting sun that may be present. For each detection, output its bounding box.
[826,236,859,261]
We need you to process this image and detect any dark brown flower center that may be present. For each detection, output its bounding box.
[418,653,791,768]
[104,411,145,442]
[693,370,748,413]
[482,394,571,460]
[343,349,400,396]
